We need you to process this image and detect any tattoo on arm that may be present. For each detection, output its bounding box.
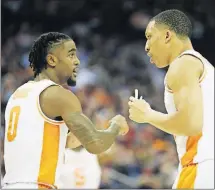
[64,112,120,154]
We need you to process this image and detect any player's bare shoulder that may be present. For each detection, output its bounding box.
[40,85,81,119]
[166,54,203,90]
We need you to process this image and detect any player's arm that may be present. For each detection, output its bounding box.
[40,86,126,154]
[146,56,203,136]
[66,132,82,149]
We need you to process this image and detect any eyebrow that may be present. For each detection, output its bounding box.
[68,48,76,53]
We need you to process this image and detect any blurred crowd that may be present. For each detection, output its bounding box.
[1,0,214,188]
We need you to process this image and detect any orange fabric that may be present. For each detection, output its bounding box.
[37,122,60,187]
[74,168,86,187]
[7,106,21,142]
[38,183,56,189]
[177,164,197,189]
[181,133,202,167]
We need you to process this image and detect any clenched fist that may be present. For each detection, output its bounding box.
[109,115,129,135]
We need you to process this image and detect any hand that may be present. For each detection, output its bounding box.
[128,89,152,123]
[109,115,129,135]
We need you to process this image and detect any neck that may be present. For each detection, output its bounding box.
[34,69,63,85]
[169,38,193,64]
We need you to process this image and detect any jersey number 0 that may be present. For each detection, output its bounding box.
[7,106,21,142]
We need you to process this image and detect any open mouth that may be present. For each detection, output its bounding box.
[147,53,154,64]
[73,67,79,77]
[150,57,154,64]
[73,72,77,77]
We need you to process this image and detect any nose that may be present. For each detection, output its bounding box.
[75,57,80,66]
[145,41,149,52]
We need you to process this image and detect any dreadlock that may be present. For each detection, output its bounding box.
[29,32,71,77]
[151,9,192,38]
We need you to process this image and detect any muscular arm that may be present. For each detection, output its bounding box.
[63,112,120,154]
[66,132,82,149]
[40,86,120,154]
[146,56,203,136]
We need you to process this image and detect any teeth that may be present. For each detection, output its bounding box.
[74,68,79,72]
[150,58,154,64]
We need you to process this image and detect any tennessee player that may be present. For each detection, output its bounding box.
[3,32,129,189]
[128,10,214,189]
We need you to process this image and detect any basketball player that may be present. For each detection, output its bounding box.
[58,146,102,189]
[128,10,214,189]
[3,32,129,189]
[58,143,117,189]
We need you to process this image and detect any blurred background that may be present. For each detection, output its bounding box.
[1,0,215,188]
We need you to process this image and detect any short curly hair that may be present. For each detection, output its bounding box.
[151,9,192,38]
[29,32,71,77]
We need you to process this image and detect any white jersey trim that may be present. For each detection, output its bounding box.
[165,50,207,93]
[37,84,64,125]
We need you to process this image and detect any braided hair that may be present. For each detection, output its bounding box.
[29,32,71,77]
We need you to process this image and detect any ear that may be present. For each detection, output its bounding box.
[165,30,172,43]
[46,54,57,67]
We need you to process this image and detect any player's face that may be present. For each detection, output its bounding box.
[145,21,170,68]
[55,40,80,86]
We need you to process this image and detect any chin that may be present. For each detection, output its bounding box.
[155,61,168,68]
[156,64,165,68]
[67,77,76,86]
[160,64,169,68]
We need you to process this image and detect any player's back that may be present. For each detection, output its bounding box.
[3,79,68,188]
[164,50,214,167]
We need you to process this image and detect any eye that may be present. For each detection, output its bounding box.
[69,53,75,58]
[147,35,151,40]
